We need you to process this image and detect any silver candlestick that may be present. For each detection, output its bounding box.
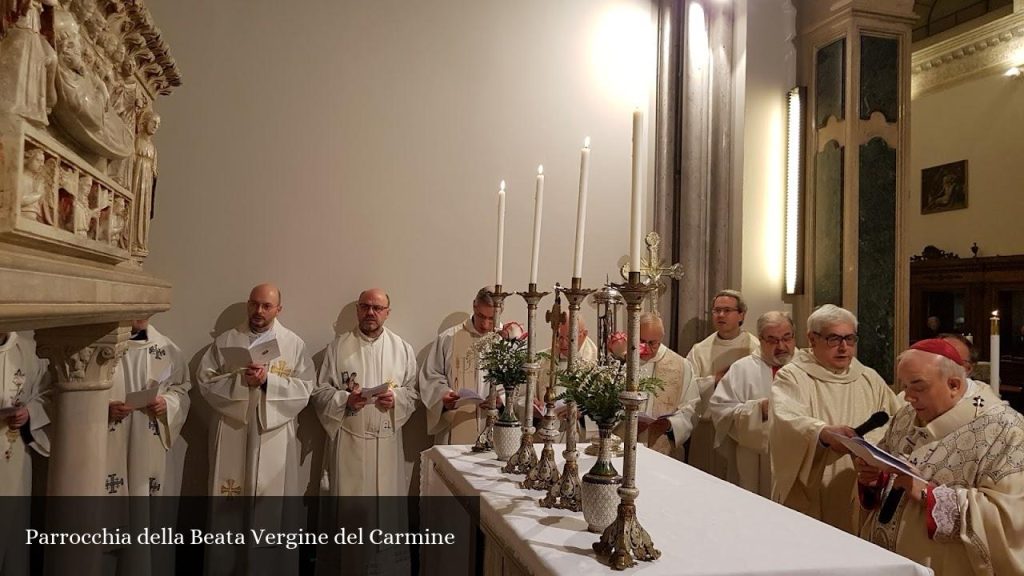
[594,271,660,569]
[472,285,510,453]
[503,283,548,474]
[540,277,593,512]
[521,288,563,491]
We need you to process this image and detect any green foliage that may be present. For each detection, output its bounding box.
[476,333,529,388]
[555,360,663,427]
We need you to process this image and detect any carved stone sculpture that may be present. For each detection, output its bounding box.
[19,148,55,224]
[0,0,58,125]
[109,195,128,249]
[132,110,158,252]
[51,7,133,161]
[74,173,93,236]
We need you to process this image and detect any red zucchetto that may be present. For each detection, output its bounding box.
[909,338,963,365]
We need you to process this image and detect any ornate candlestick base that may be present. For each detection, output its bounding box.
[504,284,548,475]
[594,272,659,569]
[521,411,560,490]
[472,285,510,454]
[539,402,582,511]
[540,277,591,511]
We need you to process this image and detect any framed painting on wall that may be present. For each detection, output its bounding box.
[921,160,968,214]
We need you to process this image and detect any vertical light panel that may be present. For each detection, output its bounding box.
[785,87,804,295]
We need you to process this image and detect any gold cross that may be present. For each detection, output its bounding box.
[269,360,292,378]
[620,232,684,312]
[219,479,242,497]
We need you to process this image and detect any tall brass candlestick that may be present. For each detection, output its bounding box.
[541,277,593,511]
[522,288,564,491]
[472,285,510,453]
[595,271,660,569]
[504,283,549,474]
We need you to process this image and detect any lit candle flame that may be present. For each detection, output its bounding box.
[584,137,591,148]
[992,310,999,317]
[500,180,506,191]
[538,165,544,175]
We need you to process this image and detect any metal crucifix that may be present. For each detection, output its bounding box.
[619,232,684,312]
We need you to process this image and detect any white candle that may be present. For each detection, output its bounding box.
[572,138,591,279]
[991,310,1001,397]
[496,180,506,287]
[629,109,644,273]
[530,165,544,285]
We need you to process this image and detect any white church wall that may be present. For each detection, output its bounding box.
[143,0,657,494]
[908,71,1024,259]
[737,0,794,326]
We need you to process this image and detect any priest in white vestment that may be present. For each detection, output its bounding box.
[197,284,315,497]
[686,289,759,477]
[0,332,49,576]
[0,332,49,496]
[707,311,795,498]
[530,313,599,440]
[635,313,700,461]
[771,304,902,534]
[313,289,419,496]
[420,287,499,445]
[856,339,1024,576]
[105,319,190,576]
[106,319,191,497]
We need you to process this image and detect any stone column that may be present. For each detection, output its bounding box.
[794,0,915,381]
[35,322,127,495]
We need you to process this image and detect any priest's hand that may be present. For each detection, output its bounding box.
[893,474,932,503]
[853,456,882,487]
[108,401,132,423]
[647,418,672,441]
[244,363,267,388]
[346,385,368,411]
[532,399,545,418]
[819,425,856,454]
[442,389,459,411]
[375,389,395,411]
[759,398,770,422]
[147,395,167,418]
[6,406,29,429]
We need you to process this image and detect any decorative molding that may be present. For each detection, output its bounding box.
[911,10,1024,98]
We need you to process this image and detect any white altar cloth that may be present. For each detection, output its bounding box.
[421,443,931,576]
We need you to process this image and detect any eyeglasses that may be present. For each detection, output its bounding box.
[762,335,794,345]
[357,303,389,314]
[247,301,277,312]
[813,332,858,347]
[711,307,740,315]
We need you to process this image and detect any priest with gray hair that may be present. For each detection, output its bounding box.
[708,311,796,498]
[770,304,902,534]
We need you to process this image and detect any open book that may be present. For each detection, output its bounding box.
[637,411,678,427]
[359,381,393,399]
[220,333,281,371]
[835,435,927,483]
[455,388,486,409]
[124,363,173,409]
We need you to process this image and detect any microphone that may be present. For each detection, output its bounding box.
[854,411,889,437]
[879,487,904,524]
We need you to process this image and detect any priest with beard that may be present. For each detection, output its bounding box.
[708,311,795,498]
[420,287,499,445]
[312,288,418,497]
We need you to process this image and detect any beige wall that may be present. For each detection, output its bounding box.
[737,0,793,326]
[908,71,1024,258]
[145,0,657,361]
[143,0,658,494]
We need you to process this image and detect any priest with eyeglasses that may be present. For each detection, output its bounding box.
[770,304,903,534]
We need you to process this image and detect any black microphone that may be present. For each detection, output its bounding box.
[879,487,904,524]
[854,411,890,437]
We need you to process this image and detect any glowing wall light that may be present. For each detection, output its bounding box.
[785,87,805,295]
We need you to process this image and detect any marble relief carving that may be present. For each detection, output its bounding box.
[0,0,179,263]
